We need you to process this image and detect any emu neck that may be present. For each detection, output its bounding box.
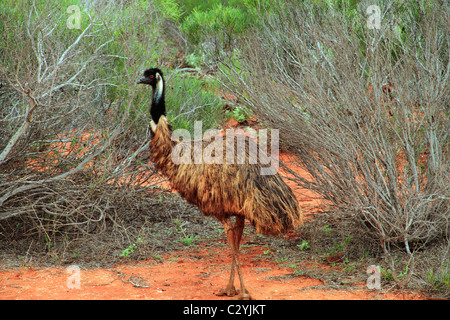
[151,78,166,124]
[149,115,177,179]
[148,77,177,178]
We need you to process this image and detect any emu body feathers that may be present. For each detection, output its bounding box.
[150,116,302,235]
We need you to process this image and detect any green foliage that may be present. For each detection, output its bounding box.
[297,240,310,251]
[380,265,410,281]
[263,244,272,255]
[172,218,199,246]
[157,0,183,21]
[165,73,224,133]
[180,3,250,48]
[179,234,199,246]
[427,266,450,295]
[177,0,248,18]
[321,225,332,235]
[331,237,352,254]
[225,106,251,124]
[325,0,359,19]
[176,0,221,17]
[120,237,143,258]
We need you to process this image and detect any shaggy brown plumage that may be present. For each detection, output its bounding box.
[139,68,302,299]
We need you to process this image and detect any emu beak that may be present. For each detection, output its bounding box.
[137,77,147,84]
[138,76,153,84]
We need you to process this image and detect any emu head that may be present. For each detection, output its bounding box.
[138,68,163,87]
[138,68,165,124]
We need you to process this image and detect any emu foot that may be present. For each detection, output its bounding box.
[235,288,253,300]
[216,285,237,297]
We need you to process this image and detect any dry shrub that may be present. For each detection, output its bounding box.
[0,1,164,237]
[220,0,449,256]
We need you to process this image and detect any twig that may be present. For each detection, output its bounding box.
[110,270,151,288]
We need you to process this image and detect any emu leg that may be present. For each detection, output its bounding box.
[216,217,238,297]
[216,216,252,299]
[232,216,252,299]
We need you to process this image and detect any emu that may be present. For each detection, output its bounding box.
[138,68,302,299]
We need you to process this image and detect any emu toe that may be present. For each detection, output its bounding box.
[236,289,253,300]
[216,285,238,297]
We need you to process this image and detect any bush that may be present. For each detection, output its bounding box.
[0,0,226,240]
[0,0,173,232]
[220,0,449,251]
[180,3,251,60]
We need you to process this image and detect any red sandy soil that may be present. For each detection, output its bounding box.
[0,242,422,300]
[0,119,424,300]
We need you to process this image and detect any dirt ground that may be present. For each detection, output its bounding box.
[0,240,422,300]
[0,120,426,300]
